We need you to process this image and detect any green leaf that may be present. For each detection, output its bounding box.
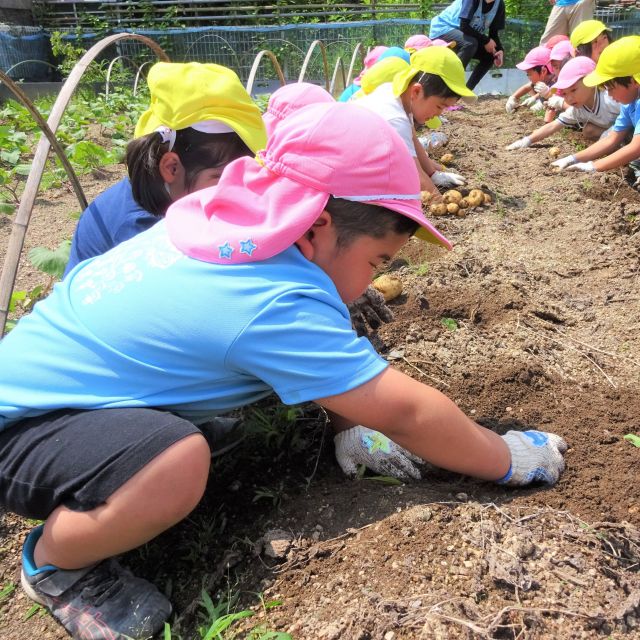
[1,150,20,165]
[163,622,172,640]
[441,317,458,331]
[0,583,15,602]
[14,163,32,176]
[623,434,640,448]
[0,202,15,215]
[28,240,71,278]
[5,320,16,332]
[9,289,27,312]
[23,603,43,620]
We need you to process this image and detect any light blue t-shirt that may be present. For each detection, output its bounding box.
[613,95,640,136]
[0,222,387,430]
[555,0,580,7]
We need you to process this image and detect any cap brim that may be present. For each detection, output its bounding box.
[442,78,477,102]
[582,69,612,87]
[368,198,452,249]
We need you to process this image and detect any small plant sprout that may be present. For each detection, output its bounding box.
[441,317,458,331]
[623,434,640,448]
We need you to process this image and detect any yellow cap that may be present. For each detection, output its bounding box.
[570,19,610,48]
[359,57,410,95]
[392,46,476,101]
[583,35,640,86]
[135,62,267,153]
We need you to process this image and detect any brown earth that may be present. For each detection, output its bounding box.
[1,97,640,639]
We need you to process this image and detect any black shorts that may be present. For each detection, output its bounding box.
[0,408,200,520]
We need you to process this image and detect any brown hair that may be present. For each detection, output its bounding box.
[126,128,252,216]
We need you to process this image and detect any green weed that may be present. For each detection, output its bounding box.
[0,583,15,602]
[623,434,640,447]
[441,317,458,331]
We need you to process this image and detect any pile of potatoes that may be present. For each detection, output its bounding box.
[422,188,492,217]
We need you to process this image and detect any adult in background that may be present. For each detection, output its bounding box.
[429,0,505,90]
[539,0,595,46]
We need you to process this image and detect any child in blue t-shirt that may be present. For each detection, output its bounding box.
[551,37,640,178]
[64,62,266,275]
[0,103,567,640]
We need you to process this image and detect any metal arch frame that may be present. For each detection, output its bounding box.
[0,33,170,336]
[4,60,59,77]
[105,55,138,99]
[133,60,154,96]
[329,56,346,97]
[298,40,330,90]
[346,42,365,88]
[245,49,286,96]
[0,70,88,212]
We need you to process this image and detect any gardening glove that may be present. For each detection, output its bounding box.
[506,136,532,150]
[505,95,519,114]
[348,285,394,337]
[551,154,577,170]
[335,426,423,481]
[521,95,537,108]
[534,81,551,98]
[418,131,449,151]
[565,161,596,173]
[529,98,545,112]
[546,94,566,111]
[497,430,568,486]
[431,170,465,188]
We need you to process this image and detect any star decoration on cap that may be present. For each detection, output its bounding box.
[218,242,234,259]
[239,239,257,256]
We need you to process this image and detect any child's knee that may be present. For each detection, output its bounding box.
[170,433,211,507]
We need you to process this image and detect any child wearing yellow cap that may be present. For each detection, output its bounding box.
[1,102,567,639]
[64,62,266,275]
[551,36,640,180]
[355,46,475,196]
[570,19,612,62]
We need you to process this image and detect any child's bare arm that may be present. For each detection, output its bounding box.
[593,134,640,171]
[316,367,511,481]
[574,129,627,162]
[529,119,564,143]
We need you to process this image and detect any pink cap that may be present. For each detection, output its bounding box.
[165,103,451,264]
[544,34,570,49]
[354,46,388,84]
[262,82,334,137]
[551,56,596,92]
[550,40,575,61]
[405,34,432,51]
[430,38,456,48]
[516,46,552,71]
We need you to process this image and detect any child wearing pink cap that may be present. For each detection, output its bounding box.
[505,46,555,114]
[338,45,388,102]
[0,103,567,639]
[263,82,334,137]
[506,56,620,150]
[539,40,577,122]
[405,34,432,53]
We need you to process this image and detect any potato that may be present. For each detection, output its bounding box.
[442,189,463,204]
[459,197,471,209]
[456,207,468,217]
[468,188,484,200]
[429,203,448,216]
[483,193,492,205]
[372,274,403,302]
[548,146,561,159]
[440,152,455,164]
[446,202,459,215]
[467,194,483,207]
[420,190,433,205]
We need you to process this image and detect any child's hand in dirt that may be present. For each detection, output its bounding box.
[546,95,565,111]
[551,154,577,170]
[348,285,394,337]
[497,430,568,486]
[506,136,532,150]
[431,170,465,187]
[505,95,519,113]
[534,81,551,98]
[334,426,423,481]
[565,161,596,173]
[529,98,545,112]
[521,95,538,108]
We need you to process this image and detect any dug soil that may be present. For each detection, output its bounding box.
[1,97,639,639]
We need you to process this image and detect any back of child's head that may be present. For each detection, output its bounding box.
[405,34,432,54]
[378,46,411,64]
[516,46,553,74]
[392,46,476,101]
[544,34,570,49]
[551,56,596,94]
[360,57,410,95]
[353,46,389,85]
[128,62,266,215]
[263,83,334,137]
[550,40,575,63]
[583,35,640,88]
[164,102,451,265]
[571,20,612,58]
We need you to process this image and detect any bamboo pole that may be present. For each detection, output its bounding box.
[245,49,286,96]
[0,33,169,336]
[298,40,330,91]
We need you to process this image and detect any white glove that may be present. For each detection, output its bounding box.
[431,170,465,187]
[497,430,568,486]
[418,131,449,151]
[334,426,423,481]
[506,136,532,150]
[505,95,519,114]
[566,161,596,172]
[521,95,537,107]
[529,98,545,112]
[546,94,565,111]
[551,154,576,170]
[534,81,551,98]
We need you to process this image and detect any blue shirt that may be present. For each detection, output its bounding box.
[0,222,387,430]
[555,0,580,6]
[613,95,640,136]
[430,0,503,39]
[65,178,159,276]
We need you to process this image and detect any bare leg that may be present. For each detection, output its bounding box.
[33,433,210,569]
